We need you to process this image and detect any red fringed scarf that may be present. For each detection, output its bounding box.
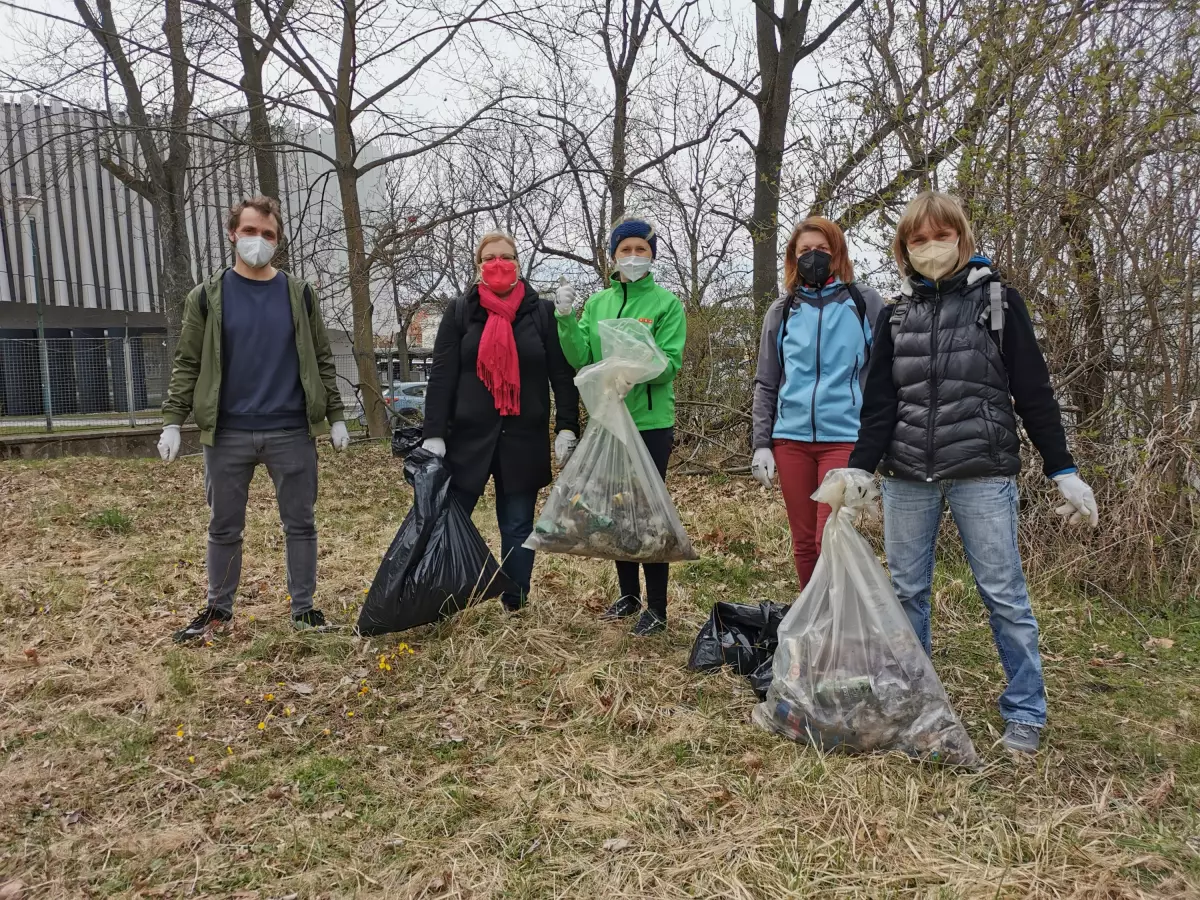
[476,281,525,415]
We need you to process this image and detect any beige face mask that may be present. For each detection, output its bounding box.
[907,239,959,282]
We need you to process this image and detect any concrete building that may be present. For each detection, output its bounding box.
[0,99,379,417]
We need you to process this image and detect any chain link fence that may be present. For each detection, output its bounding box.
[0,335,375,436]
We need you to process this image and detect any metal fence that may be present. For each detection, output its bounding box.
[0,335,376,436]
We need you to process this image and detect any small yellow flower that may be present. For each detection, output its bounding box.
[248,615,255,622]
[264,693,275,701]
[188,755,195,764]
[277,682,284,687]
[346,711,355,718]
[257,721,266,731]
[284,707,293,717]
[244,698,251,705]
[363,588,369,594]
[226,746,234,756]
[322,728,331,736]
[176,728,184,738]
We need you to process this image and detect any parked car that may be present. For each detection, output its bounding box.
[356,381,427,427]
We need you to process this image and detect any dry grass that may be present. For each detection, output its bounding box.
[1,444,1198,899]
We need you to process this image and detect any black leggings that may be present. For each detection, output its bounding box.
[616,427,674,616]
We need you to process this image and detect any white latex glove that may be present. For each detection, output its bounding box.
[421,437,446,458]
[613,376,634,399]
[554,430,577,466]
[329,421,350,451]
[751,447,775,488]
[157,424,181,463]
[554,276,577,316]
[1053,472,1098,527]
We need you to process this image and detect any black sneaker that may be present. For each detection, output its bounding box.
[500,594,525,613]
[630,609,666,637]
[292,608,328,631]
[173,607,232,643]
[601,595,642,621]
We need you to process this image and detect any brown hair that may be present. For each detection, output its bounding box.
[226,196,283,235]
[892,191,976,278]
[475,230,518,264]
[783,216,854,292]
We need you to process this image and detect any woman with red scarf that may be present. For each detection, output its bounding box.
[421,231,581,611]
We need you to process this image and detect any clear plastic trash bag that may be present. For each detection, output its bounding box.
[524,318,697,563]
[752,469,979,767]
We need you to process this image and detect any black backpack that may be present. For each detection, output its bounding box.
[452,288,552,348]
[889,279,1007,352]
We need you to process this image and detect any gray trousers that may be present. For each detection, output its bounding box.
[203,428,318,616]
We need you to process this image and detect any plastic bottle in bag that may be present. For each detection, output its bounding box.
[753,469,980,767]
[524,319,697,564]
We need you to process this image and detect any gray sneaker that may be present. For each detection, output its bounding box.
[1002,722,1041,755]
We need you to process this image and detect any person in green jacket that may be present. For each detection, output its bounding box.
[554,217,687,636]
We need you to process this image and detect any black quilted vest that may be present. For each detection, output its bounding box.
[883,267,1019,481]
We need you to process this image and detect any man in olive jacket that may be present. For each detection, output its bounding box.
[157,196,349,642]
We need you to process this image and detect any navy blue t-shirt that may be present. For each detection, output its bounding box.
[217,270,308,432]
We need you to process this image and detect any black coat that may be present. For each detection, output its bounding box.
[850,263,1075,480]
[423,281,580,496]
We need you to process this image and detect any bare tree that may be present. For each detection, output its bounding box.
[252,0,524,436]
[535,0,740,278]
[10,0,203,353]
[662,0,864,312]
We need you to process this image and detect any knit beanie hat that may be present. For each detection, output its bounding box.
[608,218,657,259]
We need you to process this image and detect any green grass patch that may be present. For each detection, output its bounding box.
[84,506,134,534]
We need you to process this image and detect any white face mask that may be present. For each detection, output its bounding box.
[235,235,276,269]
[615,255,652,282]
[906,239,959,282]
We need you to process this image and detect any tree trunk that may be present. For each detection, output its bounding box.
[1062,207,1107,424]
[337,164,386,437]
[157,194,194,362]
[609,72,629,225]
[395,329,412,381]
[750,98,788,315]
[234,0,288,270]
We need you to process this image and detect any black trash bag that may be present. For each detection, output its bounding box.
[688,601,789,700]
[356,448,517,636]
[391,425,423,458]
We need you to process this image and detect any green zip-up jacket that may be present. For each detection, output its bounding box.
[556,272,686,432]
[162,267,345,446]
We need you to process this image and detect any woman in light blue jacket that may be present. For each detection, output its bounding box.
[750,216,883,589]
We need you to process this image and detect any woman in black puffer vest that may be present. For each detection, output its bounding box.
[848,191,1098,757]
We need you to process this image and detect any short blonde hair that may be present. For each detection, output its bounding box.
[475,230,518,264]
[892,191,976,278]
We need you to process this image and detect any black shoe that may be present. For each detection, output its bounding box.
[173,607,232,643]
[601,595,642,621]
[500,594,525,613]
[292,608,328,630]
[630,609,666,637]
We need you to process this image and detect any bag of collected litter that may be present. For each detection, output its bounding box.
[356,448,517,636]
[391,424,423,458]
[752,469,979,766]
[524,319,697,563]
[688,601,789,700]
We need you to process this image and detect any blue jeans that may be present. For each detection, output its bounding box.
[452,487,537,608]
[882,476,1047,727]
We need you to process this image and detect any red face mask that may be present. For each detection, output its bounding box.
[480,258,518,293]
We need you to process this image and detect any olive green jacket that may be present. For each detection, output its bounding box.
[162,268,345,445]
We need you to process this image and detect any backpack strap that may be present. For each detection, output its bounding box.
[845,282,867,327]
[889,300,909,345]
[975,279,1007,353]
[197,273,314,319]
[454,287,552,350]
